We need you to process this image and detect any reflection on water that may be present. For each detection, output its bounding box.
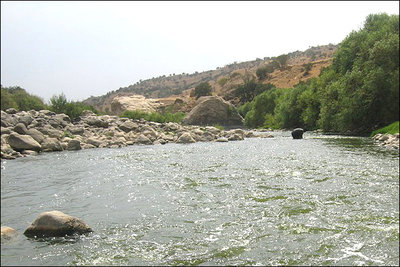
[1,132,399,266]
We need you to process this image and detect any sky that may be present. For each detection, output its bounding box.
[1,1,399,103]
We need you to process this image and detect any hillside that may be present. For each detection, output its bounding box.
[83,44,337,114]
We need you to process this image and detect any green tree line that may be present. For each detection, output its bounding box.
[238,13,399,135]
[1,86,99,120]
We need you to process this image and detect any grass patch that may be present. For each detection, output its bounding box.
[213,124,225,131]
[370,121,399,137]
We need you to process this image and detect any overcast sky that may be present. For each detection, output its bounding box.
[1,1,399,102]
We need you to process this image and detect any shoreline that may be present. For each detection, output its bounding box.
[1,109,398,161]
[1,109,271,160]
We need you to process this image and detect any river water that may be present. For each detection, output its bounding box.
[1,131,399,266]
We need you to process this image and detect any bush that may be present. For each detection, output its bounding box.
[217,77,228,87]
[49,93,99,120]
[194,82,212,99]
[1,86,48,111]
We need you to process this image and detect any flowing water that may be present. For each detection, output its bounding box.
[1,131,399,266]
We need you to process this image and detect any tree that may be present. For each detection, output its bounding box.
[276,54,289,69]
[50,93,68,114]
[194,82,212,99]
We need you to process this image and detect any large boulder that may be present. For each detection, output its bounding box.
[41,138,63,152]
[13,123,29,135]
[7,132,42,152]
[26,128,46,144]
[135,134,153,145]
[18,115,34,127]
[84,116,109,128]
[119,120,138,133]
[181,96,243,126]
[67,139,82,151]
[23,210,93,238]
[177,132,196,144]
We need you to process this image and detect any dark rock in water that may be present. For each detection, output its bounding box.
[23,210,93,238]
[291,128,304,139]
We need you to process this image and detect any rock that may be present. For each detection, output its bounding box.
[164,122,181,132]
[5,108,17,114]
[67,139,82,150]
[291,128,304,139]
[18,115,34,126]
[26,128,46,144]
[182,96,244,126]
[216,137,229,142]
[1,127,12,135]
[41,138,63,152]
[37,126,64,139]
[1,111,18,127]
[21,150,38,156]
[86,138,103,147]
[227,133,244,141]
[84,116,109,128]
[23,210,93,238]
[110,95,163,115]
[1,226,17,241]
[39,110,56,116]
[67,126,85,135]
[135,134,153,145]
[7,132,42,152]
[119,120,138,133]
[177,132,196,144]
[80,110,96,117]
[13,123,29,135]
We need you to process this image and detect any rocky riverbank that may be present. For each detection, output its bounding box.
[1,108,268,160]
[372,133,399,150]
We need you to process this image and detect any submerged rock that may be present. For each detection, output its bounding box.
[1,226,18,241]
[23,210,93,238]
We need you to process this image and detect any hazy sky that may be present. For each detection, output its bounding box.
[1,1,399,102]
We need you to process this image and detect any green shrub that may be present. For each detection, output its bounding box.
[213,124,225,130]
[370,121,399,136]
[194,82,212,99]
[49,93,99,120]
[218,77,228,87]
[1,86,48,111]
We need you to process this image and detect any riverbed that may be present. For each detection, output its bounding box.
[1,131,399,265]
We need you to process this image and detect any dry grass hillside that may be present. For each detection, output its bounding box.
[83,44,337,114]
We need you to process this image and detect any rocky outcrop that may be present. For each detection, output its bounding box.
[373,133,399,149]
[110,95,164,115]
[23,210,93,238]
[181,96,244,126]
[0,109,271,160]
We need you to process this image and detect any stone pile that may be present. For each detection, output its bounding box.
[372,133,399,150]
[1,108,261,160]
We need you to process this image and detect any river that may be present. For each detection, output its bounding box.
[1,131,399,266]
